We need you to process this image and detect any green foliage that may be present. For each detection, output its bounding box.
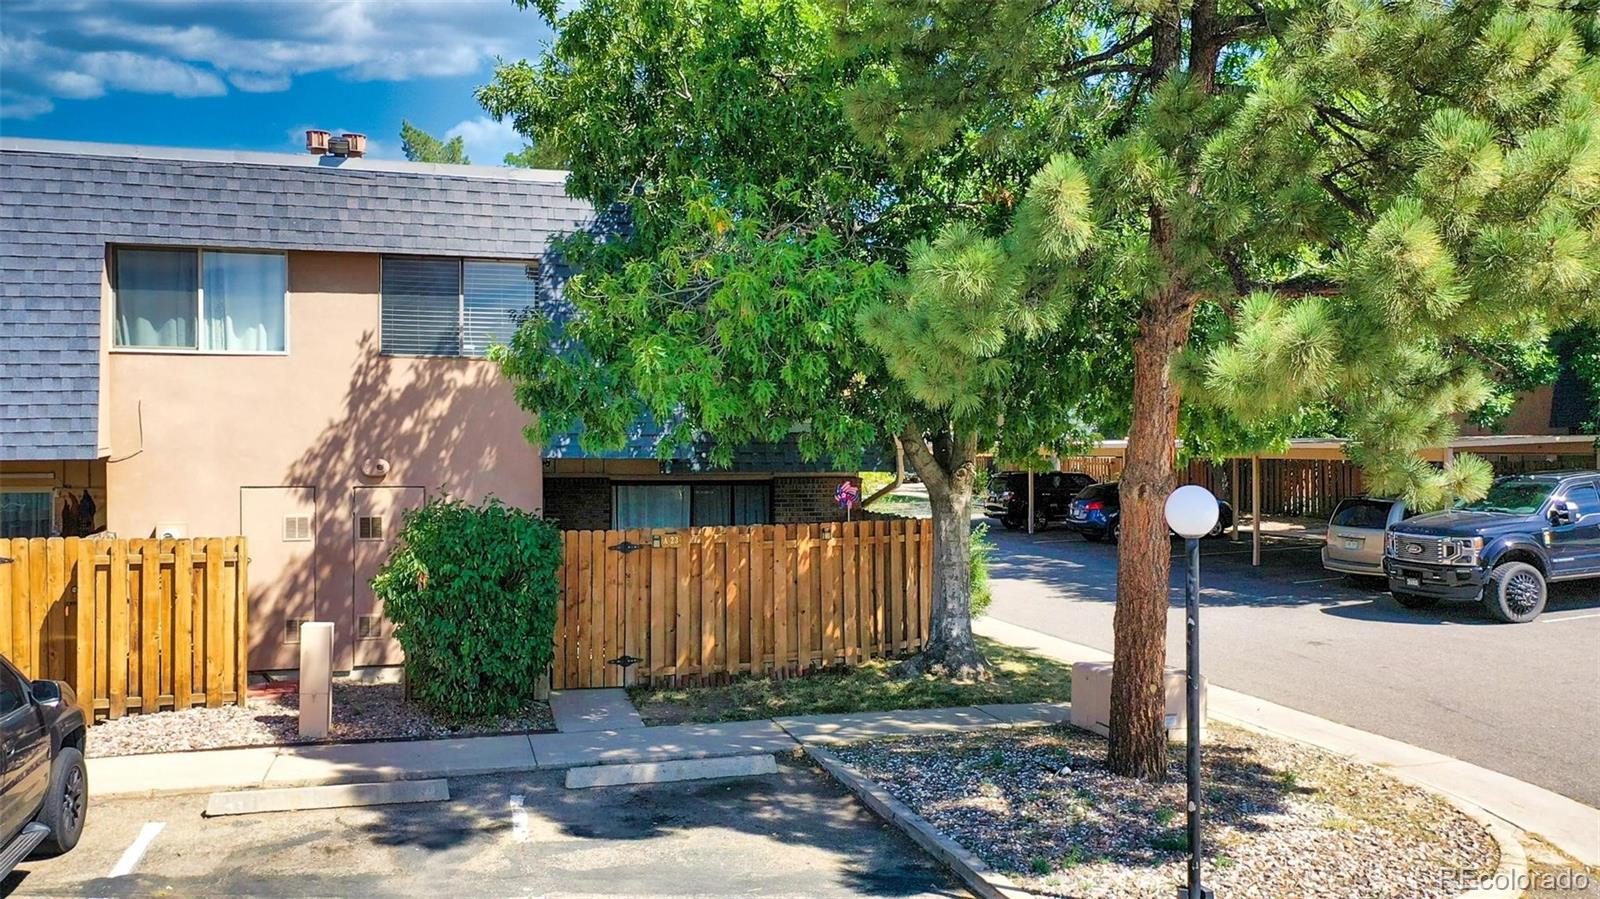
[850,0,1600,511]
[969,522,995,618]
[482,0,917,468]
[1554,326,1600,433]
[371,498,561,719]
[399,120,469,164]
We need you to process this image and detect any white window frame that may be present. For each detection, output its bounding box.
[378,255,539,358]
[111,246,291,356]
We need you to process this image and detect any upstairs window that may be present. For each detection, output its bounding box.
[114,248,287,352]
[380,256,538,357]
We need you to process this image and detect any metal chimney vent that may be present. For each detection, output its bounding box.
[306,129,367,158]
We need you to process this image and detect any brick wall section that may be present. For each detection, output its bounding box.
[774,475,858,524]
[544,478,611,530]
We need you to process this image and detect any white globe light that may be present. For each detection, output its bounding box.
[1164,484,1220,539]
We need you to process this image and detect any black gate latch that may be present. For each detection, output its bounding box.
[609,540,644,554]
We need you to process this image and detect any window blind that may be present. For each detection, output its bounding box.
[463,260,537,356]
[381,257,460,356]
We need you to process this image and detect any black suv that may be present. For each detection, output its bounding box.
[2,655,87,877]
[1384,471,1600,622]
[984,471,1098,530]
[1064,482,1235,542]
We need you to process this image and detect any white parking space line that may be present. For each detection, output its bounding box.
[1541,612,1600,623]
[107,821,165,877]
[1293,576,1346,584]
[509,793,528,842]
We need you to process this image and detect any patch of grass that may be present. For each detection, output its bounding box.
[1154,807,1178,827]
[628,637,1072,725]
[1279,769,1300,790]
[1030,856,1053,875]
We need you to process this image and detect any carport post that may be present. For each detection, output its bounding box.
[1027,470,1036,535]
[1250,455,1262,567]
[1229,458,1240,543]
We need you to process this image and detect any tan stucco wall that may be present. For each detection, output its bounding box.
[104,250,543,672]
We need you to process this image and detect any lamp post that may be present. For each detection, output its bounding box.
[1164,484,1219,899]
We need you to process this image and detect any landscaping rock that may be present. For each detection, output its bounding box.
[833,722,1499,899]
[86,682,554,758]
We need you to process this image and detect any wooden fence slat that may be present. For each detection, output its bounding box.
[204,538,224,707]
[45,538,68,681]
[675,530,692,677]
[772,525,790,673]
[796,525,813,670]
[0,540,12,664]
[748,524,768,671]
[649,532,667,677]
[141,539,162,712]
[72,539,93,719]
[727,531,745,675]
[172,540,194,711]
[28,538,47,678]
[107,540,128,718]
[919,518,934,647]
[9,540,28,670]
[842,525,859,664]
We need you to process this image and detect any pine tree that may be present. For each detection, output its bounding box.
[399,120,470,165]
[850,0,1600,779]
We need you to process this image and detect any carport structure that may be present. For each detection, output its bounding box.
[1057,433,1599,565]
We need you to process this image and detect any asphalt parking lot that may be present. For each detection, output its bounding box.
[981,523,1600,808]
[6,761,966,898]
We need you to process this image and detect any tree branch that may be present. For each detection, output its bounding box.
[1054,25,1154,82]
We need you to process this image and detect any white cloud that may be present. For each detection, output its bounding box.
[446,116,524,165]
[1,0,550,119]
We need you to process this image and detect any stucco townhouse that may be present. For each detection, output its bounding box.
[0,136,860,674]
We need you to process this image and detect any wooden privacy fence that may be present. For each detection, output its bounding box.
[0,537,250,720]
[555,518,934,689]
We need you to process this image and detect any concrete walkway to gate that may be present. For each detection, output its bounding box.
[549,688,646,732]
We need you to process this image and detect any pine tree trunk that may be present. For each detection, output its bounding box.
[898,425,990,679]
[1107,294,1194,781]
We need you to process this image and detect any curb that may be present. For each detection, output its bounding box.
[805,738,1526,899]
[801,744,1036,899]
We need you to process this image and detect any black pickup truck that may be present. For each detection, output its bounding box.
[1384,471,1600,622]
[1,655,88,877]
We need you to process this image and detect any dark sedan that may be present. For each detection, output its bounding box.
[1063,482,1234,542]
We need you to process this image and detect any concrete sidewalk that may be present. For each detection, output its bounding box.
[975,615,1600,869]
[86,702,1074,800]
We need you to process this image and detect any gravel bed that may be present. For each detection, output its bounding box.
[834,723,1498,898]
[86,682,555,758]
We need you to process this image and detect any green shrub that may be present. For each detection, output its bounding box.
[372,497,562,719]
[970,522,995,618]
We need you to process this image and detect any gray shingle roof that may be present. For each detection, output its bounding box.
[1,138,596,461]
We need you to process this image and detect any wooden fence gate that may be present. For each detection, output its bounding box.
[0,536,250,720]
[554,518,934,688]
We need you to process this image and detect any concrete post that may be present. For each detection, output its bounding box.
[299,622,334,739]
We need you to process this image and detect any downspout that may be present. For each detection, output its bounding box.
[863,437,906,509]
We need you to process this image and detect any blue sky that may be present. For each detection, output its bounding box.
[0,0,555,163]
